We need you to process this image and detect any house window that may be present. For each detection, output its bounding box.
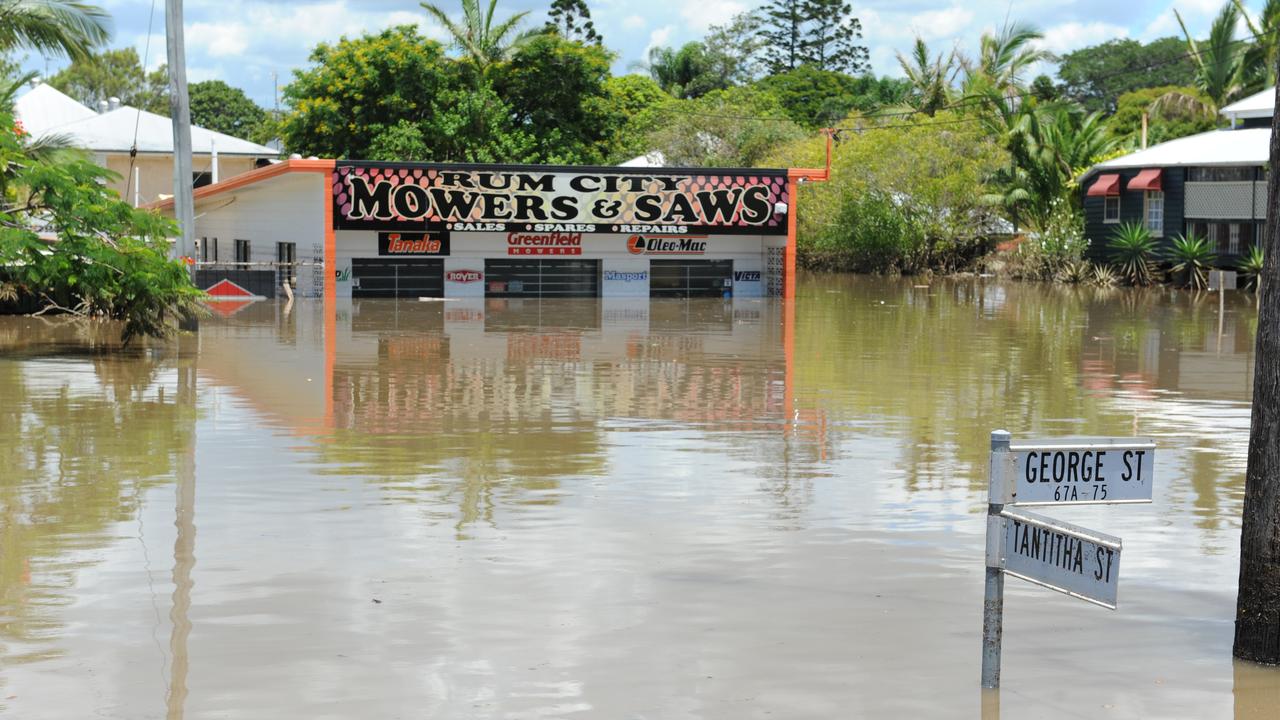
[234,239,250,264]
[201,237,218,263]
[277,242,297,286]
[1103,195,1120,223]
[1144,191,1164,235]
[1229,223,1241,255]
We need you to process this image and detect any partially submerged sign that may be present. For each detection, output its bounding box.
[1001,509,1122,609]
[1007,438,1155,505]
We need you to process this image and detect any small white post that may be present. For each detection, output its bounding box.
[211,139,219,184]
[981,429,1011,688]
[133,166,141,207]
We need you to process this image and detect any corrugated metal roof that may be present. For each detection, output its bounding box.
[14,83,98,136]
[14,82,276,156]
[1220,87,1275,118]
[1091,127,1270,173]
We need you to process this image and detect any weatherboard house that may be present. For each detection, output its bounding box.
[1080,87,1276,261]
[13,79,277,208]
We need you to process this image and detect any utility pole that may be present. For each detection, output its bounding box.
[1233,67,1280,663]
[165,0,196,260]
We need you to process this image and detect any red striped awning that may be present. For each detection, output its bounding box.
[1128,168,1163,191]
[1086,173,1121,197]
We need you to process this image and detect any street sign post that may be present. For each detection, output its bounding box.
[1005,438,1156,505]
[980,431,1155,689]
[1001,508,1122,609]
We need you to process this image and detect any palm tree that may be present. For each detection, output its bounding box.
[420,0,540,77]
[896,37,956,116]
[0,0,111,62]
[1235,0,1280,87]
[1154,2,1250,118]
[963,22,1051,93]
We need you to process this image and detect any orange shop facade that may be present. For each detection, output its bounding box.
[155,156,830,302]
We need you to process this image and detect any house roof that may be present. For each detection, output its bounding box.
[14,82,97,136]
[1220,87,1275,120]
[15,82,277,156]
[1087,127,1271,177]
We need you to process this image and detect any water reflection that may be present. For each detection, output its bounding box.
[0,277,1276,718]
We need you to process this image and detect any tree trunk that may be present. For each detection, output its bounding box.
[1234,78,1280,663]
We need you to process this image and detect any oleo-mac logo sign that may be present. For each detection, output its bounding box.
[446,269,483,283]
[627,235,707,255]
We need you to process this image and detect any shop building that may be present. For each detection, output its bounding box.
[1079,86,1274,261]
[154,156,829,301]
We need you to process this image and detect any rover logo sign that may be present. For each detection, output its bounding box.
[446,269,483,283]
[627,235,708,255]
[378,231,450,256]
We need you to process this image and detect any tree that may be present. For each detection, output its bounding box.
[703,12,765,87]
[1057,38,1198,113]
[420,0,540,78]
[647,42,722,99]
[644,86,805,167]
[963,22,1050,94]
[47,47,168,113]
[799,0,867,74]
[1155,2,1250,117]
[281,26,457,159]
[544,0,599,45]
[1237,0,1280,88]
[1234,76,1280,664]
[756,66,905,127]
[1108,85,1217,146]
[492,33,616,163]
[0,102,202,343]
[601,74,671,162]
[188,80,265,139]
[896,36,957,116]
[0,0,111,62]
[759,0,806,75]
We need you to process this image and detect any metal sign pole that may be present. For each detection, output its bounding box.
[981,429,1011,689]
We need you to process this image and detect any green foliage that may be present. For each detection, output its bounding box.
[600,74,672,162]
[0,107,202,343]
[755,66,907,127]
[767,111,1006,273]
[1169,2,1251,112]
[367,119,430,161]
[757,0,868,74]
[963,22,1050,94]
[1108,85,1218,146]
[1056,37,1197,113]
[1013,200,1087,279]
[645,86,806,167]
[896,37,956,115]
[1090,263,1119,287]
[492,33,616,163]
[420,0,539,77]
[188,80,267,139]
[544,0,600,45]
[0,0,111,62]
[1237,244,1265,290]
[281,26,455,159]
[1107,222,1158,286]
[647,42,723,99]
[1166,232,1218,289]
[48,47,169,113]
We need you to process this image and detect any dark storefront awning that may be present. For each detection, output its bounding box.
[1086,173,1121,196]
[1128,168,1163,191]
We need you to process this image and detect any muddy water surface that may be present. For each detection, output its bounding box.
[1,275,1276,719]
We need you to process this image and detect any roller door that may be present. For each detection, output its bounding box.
[351,258,444,298]
[649,260,733,298]
[484,259,601,298]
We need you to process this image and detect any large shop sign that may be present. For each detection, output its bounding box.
[332,162,790,236]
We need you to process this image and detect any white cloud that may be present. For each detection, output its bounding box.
[623,15,647,31]
[644,25,674,57]
[189,21,250,58]
[1039,21,1129,54]
[680,1,745,32]
[907,7,975,41]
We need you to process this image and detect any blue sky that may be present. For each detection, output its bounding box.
[20,0,1257,108]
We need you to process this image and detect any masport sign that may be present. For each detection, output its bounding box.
[332,162,789,235]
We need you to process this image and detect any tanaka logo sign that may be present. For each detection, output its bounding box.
[627,235,708,255]
[332,163,788,235]
[378,231,450,256]
[507,231,581,255]
[446,269,483,283]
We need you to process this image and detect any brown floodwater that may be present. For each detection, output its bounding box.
[0,274,1276,719]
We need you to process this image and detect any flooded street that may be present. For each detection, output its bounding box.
[2,274,1277,718]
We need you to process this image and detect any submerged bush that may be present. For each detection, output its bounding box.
[1107,222,1158,286]
[1237,245,1265,290]
[1166,232,1218,290]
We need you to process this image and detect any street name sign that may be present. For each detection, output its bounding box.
[1001,508,1122,610]
[1006,438,1155,506]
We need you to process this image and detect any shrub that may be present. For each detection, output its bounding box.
[1107,222,1158,286]
[1166,232,1218,290]
[1237,245,1265,291]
